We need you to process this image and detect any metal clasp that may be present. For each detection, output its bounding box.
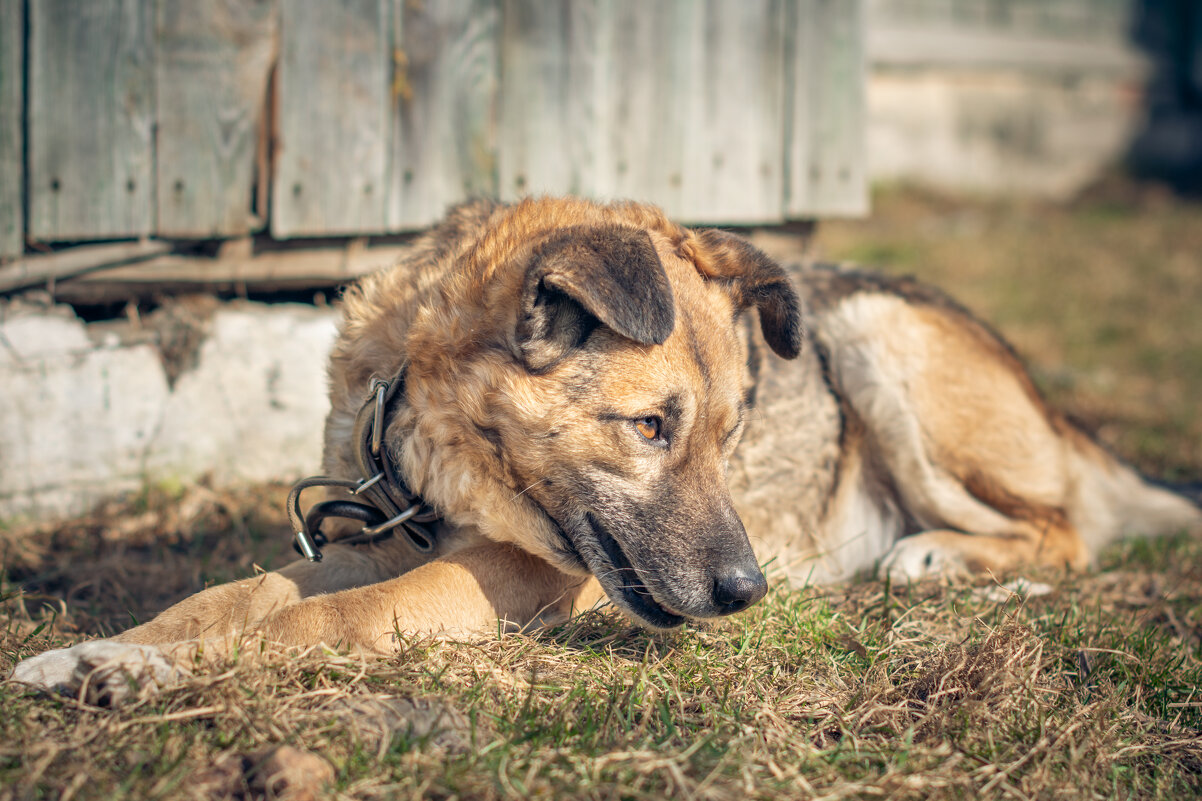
[360,503,422,537]
[353,472,384,494]
[294,527,324,562]
[370,379,388,457]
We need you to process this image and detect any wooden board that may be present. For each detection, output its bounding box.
[867,0,1132,43]
[591,0,681,204]
[155,0,278,238]
[786,0,868,217]
[498,0,599,200]
[0,240,172,293]
[499,0,788,225]
[672,0,786,223]
[272,0,391,238]
[51,242,413,305]
[27,0,155,241]
[0,0,22,258]
[14,0,867,246]
[387,0,499,230]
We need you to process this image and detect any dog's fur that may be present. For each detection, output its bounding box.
[12,197,1202,689]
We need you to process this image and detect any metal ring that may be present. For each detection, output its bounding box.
[360,504,421,537]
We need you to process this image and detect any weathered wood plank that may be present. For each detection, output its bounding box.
[867,0,1132,42]
[0,0,22,259]
[28,0,155,241]
[674,0,786,223]
[52,243,412,304]
[867,27,1146,73]
[155,0,278,238]
[601,0,788,223]
[498,0,599,200]
[272,0,391,238]
[593,0,683,205]
[499,0,787,224]
[786,0,867,217]
[0,240,172,293]
[387,0,499,229]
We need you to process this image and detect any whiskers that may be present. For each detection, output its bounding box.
[593,564,649,591]
[508,478,550,503]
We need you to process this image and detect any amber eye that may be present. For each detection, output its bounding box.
[634,416,662,442]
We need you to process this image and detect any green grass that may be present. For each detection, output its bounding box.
[3,536,1200,799]
[3,184,1202,799]
[3,493,1200,800]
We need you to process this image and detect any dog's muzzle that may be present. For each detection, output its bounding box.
[570,512,768,628]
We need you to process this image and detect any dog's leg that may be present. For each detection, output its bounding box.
[112,540,417,645]
[248,543,604,653]
[818,294,1092,579]
[11,543,603,701]
[9,541,425,700]
[881,523,1087,580]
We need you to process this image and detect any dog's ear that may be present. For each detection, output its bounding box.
[692,229,804,359]
[515,226,676,371]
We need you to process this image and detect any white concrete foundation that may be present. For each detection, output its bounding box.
[0,301,339,523]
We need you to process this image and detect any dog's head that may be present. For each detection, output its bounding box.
[402,200,803,628]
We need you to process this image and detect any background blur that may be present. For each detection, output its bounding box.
[0,0,1200,525]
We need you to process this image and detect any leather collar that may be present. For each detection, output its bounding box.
[286,364,439,561]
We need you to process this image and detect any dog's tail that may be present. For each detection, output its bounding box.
[1068,440,1202,549]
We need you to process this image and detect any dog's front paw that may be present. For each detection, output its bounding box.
[9,646,81,692]
[879,533,965,581]
[10,641,183,705]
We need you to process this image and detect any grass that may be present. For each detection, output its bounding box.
[3,183,1202,800]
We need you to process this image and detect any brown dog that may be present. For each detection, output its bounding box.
[12,197,1201,694]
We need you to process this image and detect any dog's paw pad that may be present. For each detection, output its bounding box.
[10,641,181,705]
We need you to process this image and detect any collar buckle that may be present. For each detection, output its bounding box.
[286,364,439,561]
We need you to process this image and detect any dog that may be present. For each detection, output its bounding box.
[11,196,1201,695]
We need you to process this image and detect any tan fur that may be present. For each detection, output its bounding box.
[13,198,1201,685]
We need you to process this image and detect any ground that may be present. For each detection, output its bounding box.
[3,183,1201,800]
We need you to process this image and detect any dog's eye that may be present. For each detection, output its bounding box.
[634,416,663,442]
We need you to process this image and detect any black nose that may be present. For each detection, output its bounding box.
[712,567,768,615]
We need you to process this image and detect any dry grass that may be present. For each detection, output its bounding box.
[3,184,1202,800]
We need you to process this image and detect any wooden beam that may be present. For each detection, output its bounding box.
[867,27,1148,75]
[41,243,410,305]
[0,240,173,293]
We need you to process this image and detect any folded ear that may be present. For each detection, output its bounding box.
[692,229,804,359]
[515,225,676,372]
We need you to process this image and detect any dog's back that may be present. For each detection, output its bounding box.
[736,263,1202,583]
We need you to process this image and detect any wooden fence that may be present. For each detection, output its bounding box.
[0,0,866,265]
